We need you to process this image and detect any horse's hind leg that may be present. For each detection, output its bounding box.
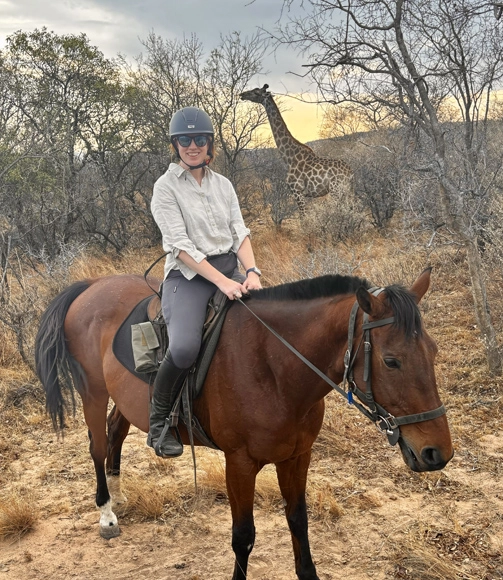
[106,405,130,511]
[83,393,121,539]
[275,450,319,580]
[225,452,259,580]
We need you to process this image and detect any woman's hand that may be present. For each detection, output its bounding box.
[243,272,262,292]
[218,278,247,300]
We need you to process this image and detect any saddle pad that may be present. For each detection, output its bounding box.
[112,291,232,391]
[112,295,157,384]
[112,292,232,450]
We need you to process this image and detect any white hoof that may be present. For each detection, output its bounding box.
[98,500,120,539]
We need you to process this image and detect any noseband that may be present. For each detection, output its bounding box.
[237,288,446,447]
[342,289,446,445]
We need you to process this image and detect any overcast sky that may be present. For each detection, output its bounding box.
[0,0,311,92]
[0,0,327,140]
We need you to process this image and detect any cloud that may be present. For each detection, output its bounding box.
[0,0,312,93]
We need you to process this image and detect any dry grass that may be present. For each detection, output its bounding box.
[390,546,462,580]
[1,231,503,579]
[0,491,39,541]
[307,482,344,522]
[197,455,283,510]
[122,474,183,521]
[198,453,227,497]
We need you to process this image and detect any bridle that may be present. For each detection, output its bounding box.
[341,289,446,446]
[237,287,446,447]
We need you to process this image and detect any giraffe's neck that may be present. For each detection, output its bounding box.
[264,96,312,164]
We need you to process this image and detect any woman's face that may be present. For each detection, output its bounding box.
[176,135,210,169]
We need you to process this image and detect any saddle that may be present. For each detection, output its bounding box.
[112,289,232,450]
[147,290,232,399]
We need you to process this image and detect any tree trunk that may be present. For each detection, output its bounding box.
[437,180,502,376]
[465,239,502,375]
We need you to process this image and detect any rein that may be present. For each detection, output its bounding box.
[237,288,446,447]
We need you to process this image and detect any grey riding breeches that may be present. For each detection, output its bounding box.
[160,252,244,369]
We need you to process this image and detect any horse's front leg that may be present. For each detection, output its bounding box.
[83,394,121,539]
[106,405,130,511]
[275,450,319,580]
[225,452,259,580]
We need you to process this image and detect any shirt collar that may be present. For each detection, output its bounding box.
[168,163,186,178]
[168,162,212,179]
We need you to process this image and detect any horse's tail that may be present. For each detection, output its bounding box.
[35,280,91,431]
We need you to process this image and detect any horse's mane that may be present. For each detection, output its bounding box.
[383,284,423,338]
[250,275,422,338]
[250,274,371,301]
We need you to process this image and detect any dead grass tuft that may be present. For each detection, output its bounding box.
[198,457,283,510]
[122,474,183,521]
[255,466,281,509]
[391,546,462,580]
[71,248,166,281]
[198,454,227,499]
[0,491,39,541]
[307,482,344,523]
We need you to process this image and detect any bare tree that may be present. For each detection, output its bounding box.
[278,0,503,374]
[129,33,205,157]
[201,32,269,192]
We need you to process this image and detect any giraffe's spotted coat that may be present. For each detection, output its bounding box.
[240,85,353,215]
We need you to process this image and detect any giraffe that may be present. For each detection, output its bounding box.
[240,84,353,216]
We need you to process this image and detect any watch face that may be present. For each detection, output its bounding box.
[248,267,261,276]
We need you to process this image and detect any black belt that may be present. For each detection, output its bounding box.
[207,251,234,261]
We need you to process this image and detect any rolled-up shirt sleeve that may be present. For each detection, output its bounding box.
[229,186,251,252]
[151,178,206,265]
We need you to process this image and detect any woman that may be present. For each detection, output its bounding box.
[149,106,262,458]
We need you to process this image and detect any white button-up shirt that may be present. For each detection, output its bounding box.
[151,163,251,280]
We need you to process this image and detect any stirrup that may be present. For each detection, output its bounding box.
[149,418,183,458]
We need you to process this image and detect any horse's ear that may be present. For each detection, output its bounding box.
[409,267,432,304]
[356,287,386,317]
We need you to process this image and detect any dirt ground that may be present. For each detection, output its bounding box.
[1,251,503,579]
[1,387,502,580]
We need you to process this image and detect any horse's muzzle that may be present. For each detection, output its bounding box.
[398,438,454,472]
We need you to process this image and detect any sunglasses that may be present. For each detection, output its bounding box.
[176,135,210,148]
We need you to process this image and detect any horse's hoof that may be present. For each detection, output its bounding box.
[100,523,121,539]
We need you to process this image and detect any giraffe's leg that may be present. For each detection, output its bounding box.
[329,172,352,200]
[296,193,307,217]
[287,174,307,218]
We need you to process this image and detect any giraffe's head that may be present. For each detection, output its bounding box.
[239,84,271,104]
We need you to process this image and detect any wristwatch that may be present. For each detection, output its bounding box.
[246,266,262,277]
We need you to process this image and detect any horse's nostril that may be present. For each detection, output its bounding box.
[421,446,442,466]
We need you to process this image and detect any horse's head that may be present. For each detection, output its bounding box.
[351,268,453,472]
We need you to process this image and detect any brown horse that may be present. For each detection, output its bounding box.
[35,268,453,580]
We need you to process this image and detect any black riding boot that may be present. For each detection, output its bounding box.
[147,351,188,458]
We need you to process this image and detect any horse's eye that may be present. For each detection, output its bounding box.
[384,357,401,369]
